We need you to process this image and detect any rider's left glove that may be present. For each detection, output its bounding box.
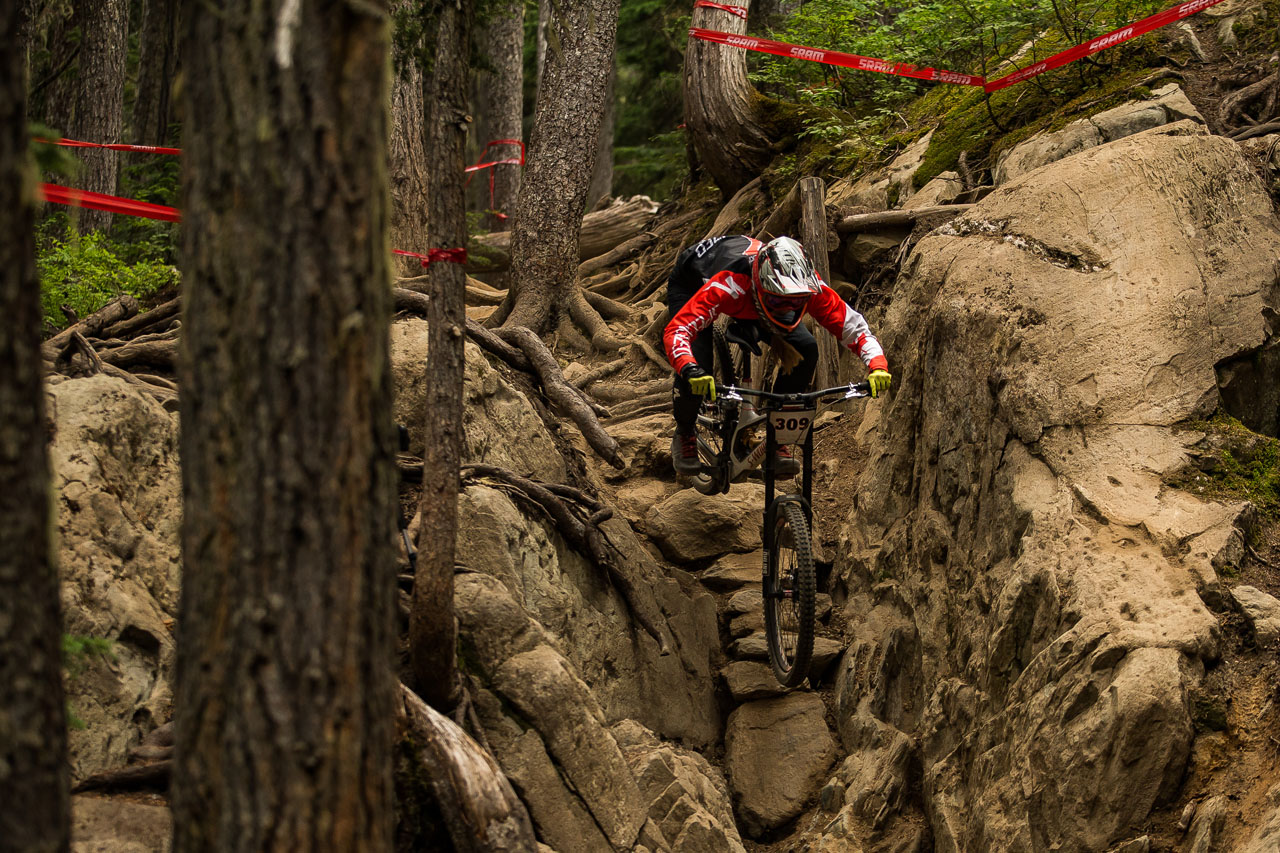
[867,369,892,398]
[682,364,716,401]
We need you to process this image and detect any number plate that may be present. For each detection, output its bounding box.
[771,407,816,444]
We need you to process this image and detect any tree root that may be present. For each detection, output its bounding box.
[42,295,140,361]
[605,390,672,419]
[586,379,671,405]
[72,760,171,794]
[1218,71,1279,130]
[101,296,180,339]
[98,337,178,370]
[571,357,626,391]
[607,402,671,423]
[397,683,538,852]
[581,289,630,321]
[461,464,669,654]
[494,327,623,467]
[568,290,626,352]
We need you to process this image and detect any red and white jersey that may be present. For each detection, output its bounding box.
[664,270,889,375]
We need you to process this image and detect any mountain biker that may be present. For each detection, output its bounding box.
[663,235,891,477]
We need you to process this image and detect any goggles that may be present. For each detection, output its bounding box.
[761,292,811,314]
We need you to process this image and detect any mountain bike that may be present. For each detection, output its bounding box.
[691,320,872,687]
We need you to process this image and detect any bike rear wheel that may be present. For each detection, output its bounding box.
[764,500,816,687]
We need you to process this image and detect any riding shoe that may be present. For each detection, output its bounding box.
[774,446,800,478]
[672,430,700,474]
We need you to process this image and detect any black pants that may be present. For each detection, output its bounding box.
[667,267,818,433]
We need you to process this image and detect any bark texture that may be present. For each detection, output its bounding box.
[501,0,621,333]
[172,1,397,849]
[588,59,616,210]
[411,0,472,713]
[799,177,840,389]
[389,0,431,275]
[683,1,773,197]
[68,0,129,231]
[131,0,179,146]
[0,9,69,850]
[475,0,524,229]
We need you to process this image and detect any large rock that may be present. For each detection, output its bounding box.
[72,794,171,853]
[994,85,1205,184]
[724,693,837,836]
[1230,585,1280,646]
[644,485,765,563]
[1240,783,1280,852]
[49,376,181,780]
[390,319,564,482]
[455,489,720,746]
[614,720,747,853]
[835,127,1280,850]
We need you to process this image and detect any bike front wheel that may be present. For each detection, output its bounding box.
[764,500,816,687]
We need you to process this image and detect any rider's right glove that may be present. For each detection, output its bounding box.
[681,364,716,401]
[867,369,892,398]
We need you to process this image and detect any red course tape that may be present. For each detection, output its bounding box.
[393,248,469,267]
[694,1,748,20]
[39,137,182,156]
[689,27,985,86]
[984,0,1228,90]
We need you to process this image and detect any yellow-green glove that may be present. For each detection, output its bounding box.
[867,368,892,398]
[682,365,716,401]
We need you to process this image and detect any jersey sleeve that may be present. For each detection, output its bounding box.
[663,272,747,373]
[807,284,889,372]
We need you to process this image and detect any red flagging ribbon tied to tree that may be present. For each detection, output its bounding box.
[688,28,986,86]
[983,0,1228,90]
[393,248,469,267]
[465,139,526,222]
[40,183,467,265]
[40,183,182,222]
[38,136,182,156]
[694,1,748,20]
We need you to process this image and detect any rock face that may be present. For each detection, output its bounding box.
[72,794,171,853]
[49,375,181,780]
[826,126,1280,850]
[724,693,837,836]
[994,84,1204,184]
[390,319,565,482]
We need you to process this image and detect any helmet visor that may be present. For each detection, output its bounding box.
[762,292,811,314]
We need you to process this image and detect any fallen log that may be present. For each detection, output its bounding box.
[468,196,658,274]
[98,338,178,370]
[835,204,974,235]
[42,295,140,360]
[100,296,180,339]
[577,228,657,277]
[397,684,538,853]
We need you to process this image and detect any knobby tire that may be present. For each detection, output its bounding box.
[765,500,815,687]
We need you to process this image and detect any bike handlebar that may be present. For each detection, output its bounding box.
[720,381,872,407]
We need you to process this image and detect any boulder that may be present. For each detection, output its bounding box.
[72,795,171,853]
[1230,586,1280,646]
[1184,795,1230,853]
[608,414,679,481]
[389,320,564,482]
[828,131,934,212]
[836,128,1280,850]
[613,720,747,853]
[903,171,964,209]
[724,693,837,835]
[721,661,790,702]
[699,551,761,591]
[994,85,1205,184]
[49,375,181,780]
[644,486,765,563]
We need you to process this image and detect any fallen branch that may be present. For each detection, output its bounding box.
[98,338,178,370]
[835,204,974,235]
[461,465,668,653]
[43,295,140,361]
[100,296,180,339]
[72,760,171,794]
[397,683,538,853]
[495,327,622,468]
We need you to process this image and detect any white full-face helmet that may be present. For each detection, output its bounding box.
[750,236,821,333]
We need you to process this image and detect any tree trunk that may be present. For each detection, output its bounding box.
[130,0,178,146]
[535,0,548,102]
[410,0,472,714]
[172,1,397,850]
[475,0,524,230]
[683,1,773,197]
[389,0,431,275]
[799,177,840,389]
[0,10,70,849]
[68,0,129,232]
[500,0,624,337]
[587,58,616,210]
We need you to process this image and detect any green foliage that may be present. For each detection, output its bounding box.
[37,228,178,334]
[1171,414,1280,519]
[63,634,116,676]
